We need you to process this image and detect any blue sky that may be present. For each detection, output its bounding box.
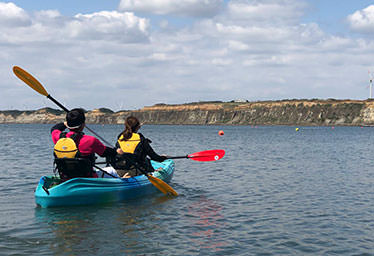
[1,0,374,110]
[9,0,374,32]
[9,0,120,15]
[302,0,374,34]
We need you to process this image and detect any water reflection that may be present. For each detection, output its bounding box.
[33,194,175,255]
[186,196,228,252]
[34,207,102,255]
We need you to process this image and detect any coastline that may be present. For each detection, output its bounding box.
[2,99,374,126]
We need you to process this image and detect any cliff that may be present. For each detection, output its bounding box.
[2,99,374,126]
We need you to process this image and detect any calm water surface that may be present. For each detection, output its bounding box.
[0,124,373,255]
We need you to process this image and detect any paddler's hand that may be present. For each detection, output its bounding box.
[159,154,168,162]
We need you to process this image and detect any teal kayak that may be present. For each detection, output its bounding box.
[35,159,175,208]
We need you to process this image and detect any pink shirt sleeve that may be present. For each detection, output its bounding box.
[90,137,107,156]
[78,135,106,156]
[51,129,62,144]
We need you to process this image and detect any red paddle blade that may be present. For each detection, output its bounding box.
[187,149,225,162]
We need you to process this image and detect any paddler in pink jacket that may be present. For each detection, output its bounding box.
[51,108,116,179]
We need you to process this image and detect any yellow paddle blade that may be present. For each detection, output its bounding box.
[147,175,178,196]
[13,66,48,96]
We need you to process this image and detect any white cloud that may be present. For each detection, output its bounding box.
[347,5,374,34]
[69,11,150,42]
[0,2,30,26]
[118,0,224,17]
[1,1,374,111]
[215,23,290,42]
[212,58,232,65]
[0,7,150,45]
[35,10,61,19]
[225,0,306,25]
[228,40,249,51]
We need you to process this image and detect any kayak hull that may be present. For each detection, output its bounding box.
[35,160,175,208]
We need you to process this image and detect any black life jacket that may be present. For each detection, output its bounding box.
[53,132,95,181]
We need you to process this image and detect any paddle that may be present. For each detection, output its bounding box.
[12,66,112,146]
[12,66,178,196]
[167,149,225,162]
[95,149,225,165]
[143,172,178,196]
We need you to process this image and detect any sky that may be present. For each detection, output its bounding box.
[1,0,374,111]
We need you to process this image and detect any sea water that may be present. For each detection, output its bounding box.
[0,124,373,255]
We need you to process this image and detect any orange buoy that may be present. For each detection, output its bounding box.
[218,130,224,136]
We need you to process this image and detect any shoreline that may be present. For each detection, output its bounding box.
[2,99,374,126]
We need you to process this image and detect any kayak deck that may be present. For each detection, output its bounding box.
[35,159,175,208]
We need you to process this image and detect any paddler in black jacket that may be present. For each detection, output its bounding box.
[113,116,167,178]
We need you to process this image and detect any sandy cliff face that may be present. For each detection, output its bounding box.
[134,100,368,125]
[0,109,65,124]
[360,101,374,124]
[1,100,374,126]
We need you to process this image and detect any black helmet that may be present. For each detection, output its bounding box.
[66,108,86,129]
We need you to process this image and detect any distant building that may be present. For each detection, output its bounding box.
[232,99,248,103]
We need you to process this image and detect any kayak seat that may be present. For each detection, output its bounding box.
[54,158,94,181]
[112,153,154,177]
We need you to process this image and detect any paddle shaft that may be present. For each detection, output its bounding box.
[47,94,68,112]
[94,165,118,178]
[167,155,188,159]
[46,94,113,147]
